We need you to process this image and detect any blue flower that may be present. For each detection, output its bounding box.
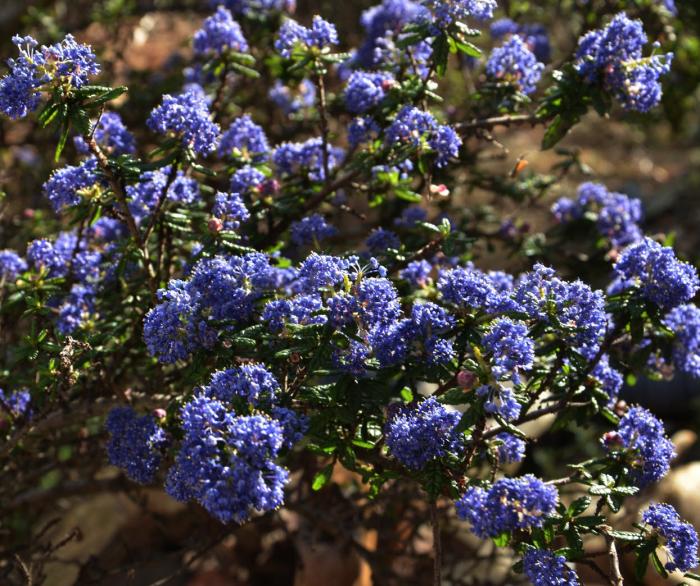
[606,405,675,487]
[344,71,394,113]
[0,388,31,420]
[486,35,544,95]
[0,250,27,281]
[269,79,316,115]
[147,86,220,155]
[194,6,249,57]
[491,18,550,63]
[494,433,526,464]
[74,112,136,156]
[218,114,269,162]
[613,238,699,309]
[476,384,521,421]
[574,13,673,112]
[290,214,338,246]
[482,317,534,382]
[422,0,497,28]
[456,475,558,537]
[205,364,280,404]
[385,396,462,469]
[105,407,167,484]
[213,190,250,230]
[275,16,339,58]
[642,503,699,572]
[365,228,400,254]
[42,158,100,212]
[664,304,700,378]
[522,548,580,586]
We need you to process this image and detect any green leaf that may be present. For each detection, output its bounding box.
[453,39,481,58]
[542,114,577,150]
[86,86,128,107]
[432,33,450,77]
[651,550,669,578]
[312,463,334,491]
[492,532,510,547]
[567,496,591,517]
[230,62,260,78]
[607,530,644,543]
[400,387,414,403]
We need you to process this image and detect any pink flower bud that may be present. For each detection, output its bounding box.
[457,370,476,389]
[208,218,223,233]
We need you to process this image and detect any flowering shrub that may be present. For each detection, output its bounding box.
[1,0,699,583]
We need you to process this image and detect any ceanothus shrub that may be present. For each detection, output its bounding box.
[0,0,698,583]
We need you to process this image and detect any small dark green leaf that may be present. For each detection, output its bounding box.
[312,463,334,491]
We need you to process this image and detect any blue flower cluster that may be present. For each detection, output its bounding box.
[612,238,699,309]
[0,250,27,281]
[269,79,316,115]
[663,304,700,378]
[127,167,201,224]
[605,406,675,487]
[482,317,534,382]
[422,0,497,28]
[144,253,278,362]
[275,16,339,58]
[290,214,337,246]
[273,138,345,182]
[522,549,580,586]
[552,182,643,247]
[194,6,249,57]
[105,407,167,484]
[574,13,673,112]
[456,475,558,537]
[74,112,136,156]
[0,388,31,421]
[385,396,462,469]
[514,264,606,359]
[491,18,550,63]
[0,34,99,119]
[42,157,100,212]
[385,106,462,168]
[344,71,395,113]
[494,432,526,464]
[147,86,220,155]
[642,503,699,573]
[486,35,544,95]
[219,114,269,162]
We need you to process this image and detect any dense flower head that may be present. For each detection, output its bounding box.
[0,250,27,281]
[273,138,345,182]
[514,264,606,359]
[147,86,220,155]
[394,206,428,229]
[552,182,643,247]
[385,106,461,168]
[1,34,99,119]
[57,284,95,334]
[591,354,623,403]
[269,79,316,114]
[0,388,31,420]
[574,13,673,112]
[344,71,394,113]
[127,168,201,224]
[213,190,250,230]
[275,15,339,58]
[476,384,521,421]
[74,112,136,156]
[105,407,167,484]
[143,280,217,363]
[205,364,280,404]
[486,35,544,95]
[365,228,400,254]
[42,158,100,212]
[194,7,249,57]
[290,214,337,246]
[494,433,526,464]
[642,503,699,572]
[218,114,269,162]
[522,549,581,586]
[348,115,381,147]
[385,397,462,469]
[663,304,700,378]
[350,0,428,69]
[400,259,432,287]
[165,394,288,523]
[26,231,100,282]
[422,0,497,28]
[606,405,675,487]
[456,475,558,537]
[612,238,699,309]
[438,265,515,313]
[482,317,534,382]
[491,18,550,62]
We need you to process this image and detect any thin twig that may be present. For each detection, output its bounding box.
[604,532,624,586]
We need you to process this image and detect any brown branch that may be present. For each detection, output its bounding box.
[455,113,544,132]
[604,532,624,586]
[430,501,442,586]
